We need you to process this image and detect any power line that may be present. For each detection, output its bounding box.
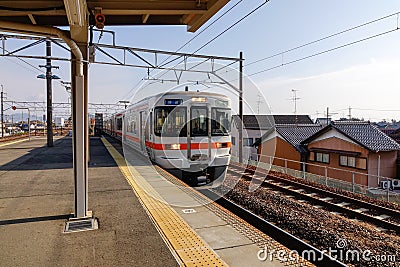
[218,10,400,77]
[246,27,399,77]
[244,10,400,68]
[352,107,400,112]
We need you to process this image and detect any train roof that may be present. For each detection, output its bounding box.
[153,90,229,99]
[107,91,230,117]
[129,90,229,107]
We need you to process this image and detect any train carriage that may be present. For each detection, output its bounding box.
[108,91,232,185]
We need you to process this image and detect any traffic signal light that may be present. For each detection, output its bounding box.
[95,13,105,29]
[12,106,16,110]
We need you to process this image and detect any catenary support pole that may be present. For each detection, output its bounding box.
[46,40,53,147]
[238,52,243,164]
[1,84,4,138]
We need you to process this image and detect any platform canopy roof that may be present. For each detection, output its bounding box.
[0,0,230,32]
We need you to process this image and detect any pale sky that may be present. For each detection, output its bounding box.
[1,0,400,122]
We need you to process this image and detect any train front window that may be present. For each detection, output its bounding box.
[191,107,208,137]
[212,108,231,135]
[154,107,187,137]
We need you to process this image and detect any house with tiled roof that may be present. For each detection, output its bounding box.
[231,114,313,161]
[301,121,400,187]
[253,124,322,170]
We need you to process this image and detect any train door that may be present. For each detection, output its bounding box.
[144,112,150,156]
[147,111,155,160]
[122,114,126,143]
[189,104,211,161]
[139,111,146,152]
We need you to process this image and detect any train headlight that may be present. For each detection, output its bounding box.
[191,97,207,102]
[214,142,230,149]
[165,143,181,150]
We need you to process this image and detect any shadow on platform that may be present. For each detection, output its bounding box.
[0,214,71,226]
[0,137,118,171]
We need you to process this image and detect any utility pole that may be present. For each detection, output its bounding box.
[348,106,352,120]
[291,89,300,115]
[1,84,4,138]
[39,40,59,147]
[290,89,300,125]
[325,107,338,125]
[326,107,329,125]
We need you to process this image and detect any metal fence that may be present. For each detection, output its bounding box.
[231,154,400,205]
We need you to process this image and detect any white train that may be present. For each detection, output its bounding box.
[104,91,232,185]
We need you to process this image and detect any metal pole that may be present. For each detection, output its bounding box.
[387,177,390,202]
[326,107,329,125]
[377,154,381,186]
[238,52,243,164]
[46,40,54,147]
[1,84,3,138]
[352,172,355,193]
[285,159,288,174]
[28,108,30,141]
[325,167,328,186]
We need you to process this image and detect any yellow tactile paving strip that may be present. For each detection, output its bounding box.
[151,166,315,267]
[101,137,227,267]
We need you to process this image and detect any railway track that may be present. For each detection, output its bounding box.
[199,189,347,267]
[105,135,346,266]
[228,163,400,234]
[107,134,399,266]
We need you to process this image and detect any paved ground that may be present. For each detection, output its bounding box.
[0,137,178,267]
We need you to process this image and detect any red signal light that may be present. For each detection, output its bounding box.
[95,13,106,29]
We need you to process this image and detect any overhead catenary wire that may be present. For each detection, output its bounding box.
[191,0,270,55]
[160,0,270,72]
[120,0,270,102]
[0,45,45,74]
[158,0,245,68]
[119,0,247,101]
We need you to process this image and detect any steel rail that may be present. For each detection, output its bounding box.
[199,189,347,267]
[228,164,400,234]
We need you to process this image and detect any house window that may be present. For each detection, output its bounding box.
[315,152,329,163]
[340,155,356,168]
[243,138,254,147]
[231,136,236,146]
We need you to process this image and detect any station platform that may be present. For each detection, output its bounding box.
[0,136,311,267]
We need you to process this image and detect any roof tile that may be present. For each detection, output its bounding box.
[332,121,400,151]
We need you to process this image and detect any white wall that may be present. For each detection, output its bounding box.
[231,126,269,161]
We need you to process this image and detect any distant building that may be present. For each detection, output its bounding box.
[55,117,65,127]
[315,117,331,126]
[302,121,400,186]
[231,114,313,161]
